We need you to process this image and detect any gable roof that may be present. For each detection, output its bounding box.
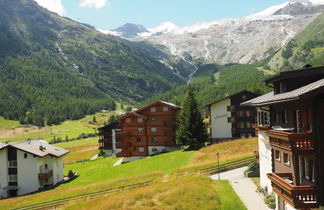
[206,90,258,107]
[1,140,69,157]
[242,78,324,106]
[117,101,181,121]
[265,66,324,84]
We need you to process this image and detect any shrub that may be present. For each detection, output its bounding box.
[264,193,276,209]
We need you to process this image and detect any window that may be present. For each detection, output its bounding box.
[24,153,27,159]
[137,127,144,133]
[151,137,158,142]
[163,106,169,112]
[257,110,270,126]
[150,117,157,122]
[135,138,141,142]
[150,107,156,112]
[125,118,131,123]
[8,175,17,182]
[240,111,245,117]
[246,110,251,117]
[138,147,145,152]
[45,164,48,170]
[240,122,245,128]
[246,122,251,128]
[275,150,280,161]
[8,160,17,168]
[137,118,143,123]
[283,153,290,165]
[151,127,157,132]
[152,148,158,152]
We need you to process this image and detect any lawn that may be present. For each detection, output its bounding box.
[63,176,246,210]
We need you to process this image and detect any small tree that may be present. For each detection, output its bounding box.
[175,89,208,150]
[107,115,116,124]
[92,115,97,123]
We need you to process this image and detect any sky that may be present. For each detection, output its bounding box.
[34,0,289,29]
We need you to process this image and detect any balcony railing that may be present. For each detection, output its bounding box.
[38,170,53,180]
[268,173,317,209]
[265,130,314,152]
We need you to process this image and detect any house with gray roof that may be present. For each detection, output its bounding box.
[242,65,324,210]
[0,140,69,198]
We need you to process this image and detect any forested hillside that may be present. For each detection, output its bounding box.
[0,0,185,125]
[140,64,270,111]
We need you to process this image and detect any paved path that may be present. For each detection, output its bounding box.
[210,167,271,210]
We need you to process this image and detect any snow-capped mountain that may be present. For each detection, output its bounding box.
[97,23,149,38]
[132,0,324,64]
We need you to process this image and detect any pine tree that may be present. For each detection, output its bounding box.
[175,88,208,150]
[92,115,97,123]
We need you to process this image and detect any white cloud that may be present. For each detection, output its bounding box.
[79,0,109,9]
[33,0,65,15]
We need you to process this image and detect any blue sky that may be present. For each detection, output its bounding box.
[35,0,289,29]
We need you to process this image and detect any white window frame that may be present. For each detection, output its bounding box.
[137,118,143,123]
[8,160,17,168]
[125,118,131,123]
[150,107,156,112]
[137,127,144,133]
[138,147,145,153]
[163,107,169,112]
[151,127,157,132]
[8,175,17,182]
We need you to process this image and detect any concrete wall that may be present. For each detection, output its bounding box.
[148,146,178,155]
[0,148,8,198]
[258,130,273,193]
[52,157,64,185]
[17,150,38,196]
[210,98,232,139]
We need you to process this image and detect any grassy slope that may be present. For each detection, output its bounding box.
[0,117,20,130]
[56,137,99,165]
[0,112,113,143]
[0,138,258,208]
[63,177,246,210]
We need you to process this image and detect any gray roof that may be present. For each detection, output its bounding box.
[0,142,7,150]
[1,140,69,157]
[242,78,324,106]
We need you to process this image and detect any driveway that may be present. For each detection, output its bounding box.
[210,167,271,210]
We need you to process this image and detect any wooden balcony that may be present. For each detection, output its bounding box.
[116,132,131,137]
[265,130,314,153]
[268,173,318,209]
[38,170,53,180]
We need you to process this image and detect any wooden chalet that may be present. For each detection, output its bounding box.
[116,101,181,157]
[243,66,324,210]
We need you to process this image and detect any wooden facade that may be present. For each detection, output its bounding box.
[245,66,324,209]
[116,101,181,157]
[98,121,121,152]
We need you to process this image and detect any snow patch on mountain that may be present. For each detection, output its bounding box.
[97,29,122,36]
[140,22,178,37]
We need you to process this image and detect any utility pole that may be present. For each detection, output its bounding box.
[217,152,220,180]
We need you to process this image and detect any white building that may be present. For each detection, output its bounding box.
[0,140,69,198]
[207,90,258,143]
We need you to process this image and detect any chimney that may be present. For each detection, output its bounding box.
[39,145,46,151]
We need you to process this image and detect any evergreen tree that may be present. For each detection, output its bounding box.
[92,115,97,123]
[107,115,116,124]
[175,88,208,150]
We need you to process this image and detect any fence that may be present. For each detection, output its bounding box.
[13,156,255,209]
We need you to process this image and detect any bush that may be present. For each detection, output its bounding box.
[264,193,276,209]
